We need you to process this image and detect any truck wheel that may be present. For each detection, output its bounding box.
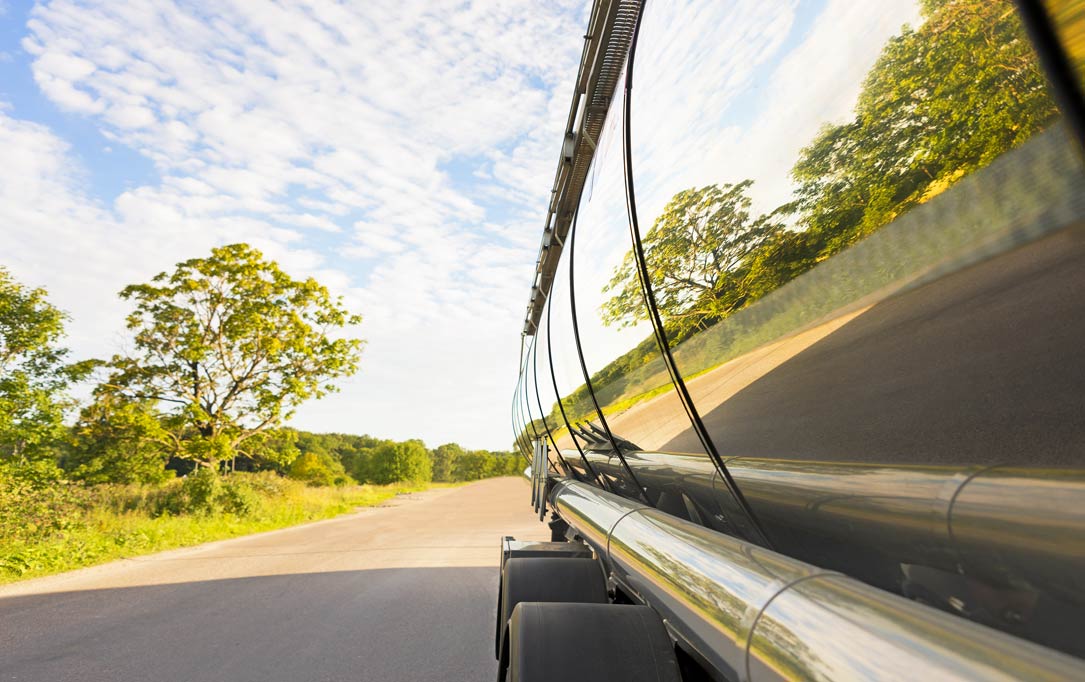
[502,602,682,682]
[496,557,607,659]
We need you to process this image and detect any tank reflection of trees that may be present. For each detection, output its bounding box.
[602,181,783,342]
[583,0,1059,417]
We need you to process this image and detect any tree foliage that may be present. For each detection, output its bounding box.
[67,397,172,485]
[792,0,1058,256]
[369,439,432,485]
[288,451,350,487]
[603,182,783,338]
[450,449,491,481]
[0,268,85,463]
[431,442,464,482]
[597,0,1057,360]
[99,243,363,468]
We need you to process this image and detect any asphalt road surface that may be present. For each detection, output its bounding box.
[0,477,548,682]
[656,222,1085,468]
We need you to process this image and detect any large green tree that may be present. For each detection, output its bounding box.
[792,0,1058,257]
[98,243,363,469]
[0,268,84,463]
[431,442,464,482]
[602,182,782,335]
[369,439,431,484]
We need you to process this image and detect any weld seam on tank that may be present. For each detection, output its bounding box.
[606,506,648,567]
[931,465,982,546]
[742,572,836,682]
[945,463,1005,567]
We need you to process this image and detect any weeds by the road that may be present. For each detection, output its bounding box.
[0,468,437,584]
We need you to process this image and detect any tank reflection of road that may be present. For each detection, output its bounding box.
[656,221,1085,468]
[598,305,870,452]
[565,225,1085,655]
[575,446,1085,656]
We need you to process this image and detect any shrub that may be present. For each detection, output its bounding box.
[0,460,90,542]
[288,451,351,487]
[242,470,289,496]
[218,476,261,516]
[181,467,222,515]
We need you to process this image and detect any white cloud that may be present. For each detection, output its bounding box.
[630,0,924,220]
[3,0,588,449]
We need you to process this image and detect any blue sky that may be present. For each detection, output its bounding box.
[0,0,918,449]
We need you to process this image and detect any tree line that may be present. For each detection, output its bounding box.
[284,433,525,486]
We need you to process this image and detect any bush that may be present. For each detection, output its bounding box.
[148,482,188,517]
[180,467,222,515]
[218,476,261,516]
[242,470,289,496]
[0,460,90,543]
[288,451,351,487]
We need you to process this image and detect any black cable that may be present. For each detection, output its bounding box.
[520,350,547,467]
[546,283,611,492]
[567,204,653,506]
[531,325,576,477]
[511,378,530,465]
[620,0,772,547]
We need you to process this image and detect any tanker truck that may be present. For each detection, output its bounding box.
[498,1,1085,679]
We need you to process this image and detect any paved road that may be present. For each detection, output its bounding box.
[0,477,547,682]
[659,223,1085,468]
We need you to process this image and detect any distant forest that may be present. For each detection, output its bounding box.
[271,431,525,487]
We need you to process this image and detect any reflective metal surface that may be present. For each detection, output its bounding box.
[608,506,816,681]
[525,336,563,475]
[549,478,646,557]
[551,479,1085,681]
[516,0,1085,668]
[531,298,561,458]
[748,572,1083,682]
[575,447,1085,654]
[626,0,1068,411]
[615,0,1085,467]
[512,373,528,459]
[566,69,655,504]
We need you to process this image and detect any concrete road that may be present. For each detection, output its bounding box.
[0,477,548,682]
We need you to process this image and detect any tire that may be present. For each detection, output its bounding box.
[504,602,681,682]
[495,557,607,659]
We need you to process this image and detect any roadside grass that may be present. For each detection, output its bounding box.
[0,474,446,585]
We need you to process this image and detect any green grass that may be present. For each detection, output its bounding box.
[0,476,445,585]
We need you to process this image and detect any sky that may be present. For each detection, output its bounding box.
[0,0,918,450]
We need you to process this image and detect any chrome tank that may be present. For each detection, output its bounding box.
[515,0,1085,669]
[550,479,1085,682]
[566,448,1085,655]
